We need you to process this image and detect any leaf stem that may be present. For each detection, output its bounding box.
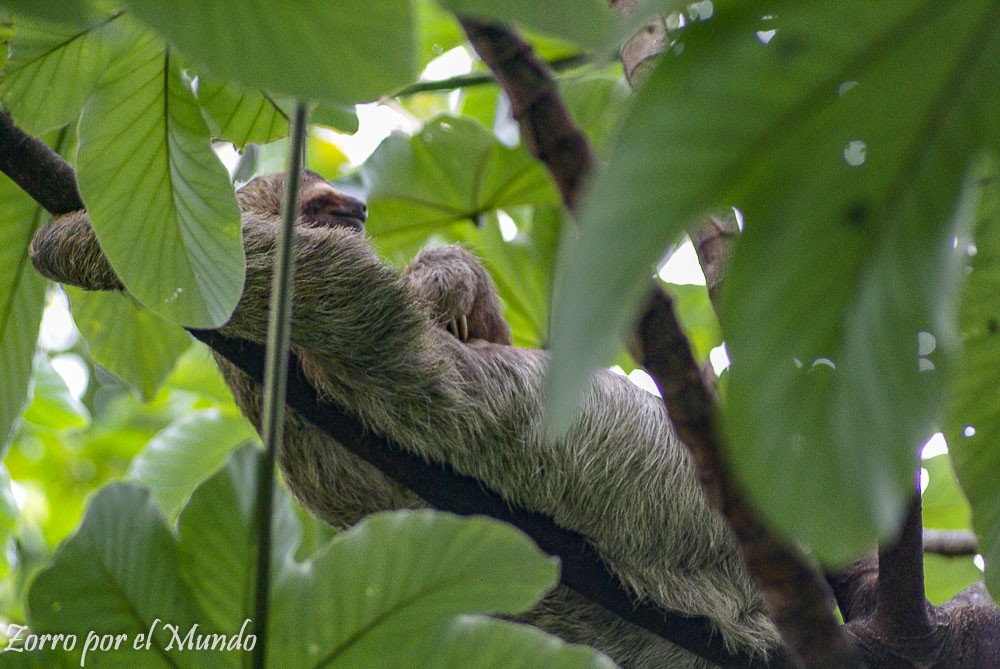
[252,101,308,669]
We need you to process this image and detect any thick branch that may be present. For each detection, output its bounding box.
[0,111,83,214]
[691,213,740,312]
[633,288,858,669]
[459,18,595,212]
[874,497,933,639]
[459,14,862,668]
[610,0,669,85]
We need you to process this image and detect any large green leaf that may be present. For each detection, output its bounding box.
[0,11,11,63]
[468,207,563,348]
[23,442,595,666]
[549,1,1000,562]
[194,74,287,148]
[76,26,244,328]
[0,0,93,25]
[420,616,614,668]
[439,0,612,50]
[0,176,47,450]
[945,164,1000,600]
[175,446,300,634]
[120,0,416,105]
[128,409,256,523]
[67,288,192,400]
[363,116,560,244]
[921,453,981,604]
[0,12,117,134]
[26,484,221,668]
[269,510,561,667]
[21,354,90,430]
[415,0,465,65]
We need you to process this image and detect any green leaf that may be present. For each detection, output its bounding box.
[0,12,117,134]
[363,116,560,243]
[945,163,1000,600]
[471,207,563,348]
[176,447,302,635]
[128,409,256,523]
[162,343,241,407]
[0,466,19,579]
[558,76,630,155]
[310,102,360,135]
[0,11,12,64]
[0,176,46,449]
[76,26,244,329]
[120,0,416,105]
[0,0,93,25]
[549,1,1000,562]
[176,447,567,665]
[923,553,983,606]
[922,453,972,532]
[420,616,615,668]
[22,355,90,430]
[194,74,287,148]
[66,288,192,400]
[26,484,220,668]
[0,646,70,668]
[439,0,612,50]
[269,509,560,667]
[415,0,465,65]
[667,282,721,363]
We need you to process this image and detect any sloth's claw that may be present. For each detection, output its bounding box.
[447,315,470,342]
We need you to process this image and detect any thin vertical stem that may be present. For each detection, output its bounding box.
[251,102,309,669]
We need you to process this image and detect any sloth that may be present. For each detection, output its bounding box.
[29,171,778,668]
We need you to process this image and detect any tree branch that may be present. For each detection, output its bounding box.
[632,289,858,669]
[924,529,980,557]
[459,18,595,212]
[691,213,740,312]
[0,111,83,213]
[459,7,858,666]
[874,496,933,640]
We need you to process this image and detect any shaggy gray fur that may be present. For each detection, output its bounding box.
[29,174,778,668]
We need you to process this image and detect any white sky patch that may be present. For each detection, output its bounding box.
[658,239,706,285]
[51,353,89,400]
[919,467,930,495]
[921,432,949,460]
[709,344,730,375]
[318,103,417,165]
[317,47,474,167]
[974,554,985,571]
[609,366,662,397]
[214,141,242,175]
[420,46,473,81]
[496,210,518,241]
[39,288,79,352]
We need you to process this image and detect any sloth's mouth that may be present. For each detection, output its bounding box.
[331,213,366,232]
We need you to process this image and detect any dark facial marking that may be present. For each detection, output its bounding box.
[300,184,367,231]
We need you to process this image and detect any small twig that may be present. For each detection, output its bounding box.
[923,529,980,557]
[393,54,588,97]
